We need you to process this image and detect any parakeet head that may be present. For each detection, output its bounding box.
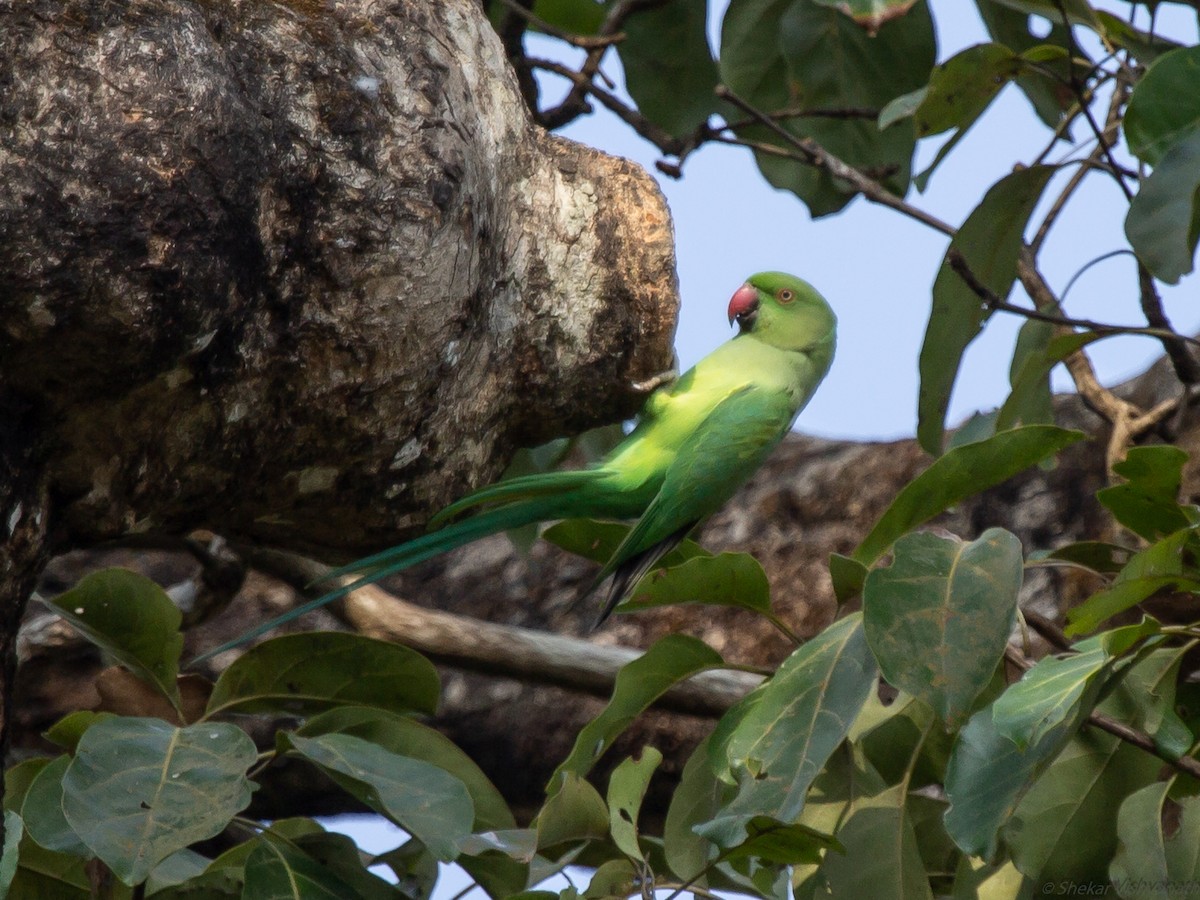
[727,272,837,354]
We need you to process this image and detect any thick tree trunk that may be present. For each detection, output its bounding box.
[0,0,678,559]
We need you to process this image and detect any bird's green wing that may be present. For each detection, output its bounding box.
[592,385,795,622]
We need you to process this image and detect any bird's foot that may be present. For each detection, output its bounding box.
[630,352,679,394]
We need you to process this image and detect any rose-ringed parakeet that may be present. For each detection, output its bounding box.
[202,272,835,656]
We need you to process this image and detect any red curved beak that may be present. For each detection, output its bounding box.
[727,284,760,328]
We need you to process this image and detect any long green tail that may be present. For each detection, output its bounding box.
[191,476,610,663]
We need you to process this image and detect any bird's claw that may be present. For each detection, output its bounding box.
[631,352,679,394]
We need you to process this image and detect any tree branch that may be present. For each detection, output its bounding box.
[714,86,955,237]
[1005,646,1200,780]
[236,550,763,719]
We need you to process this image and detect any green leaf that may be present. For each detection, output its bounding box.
[528,0,605,35]
[1005,729,1161,883]
[457,828,538,860]
[878,86,927,131]
[607,748,661,861]
[1102,642,1194,760]
[8,840,91,900]
[991,647,1109,750]
[997,320,1082,432]
[663,735,732,882]
[552,634,722,781]
[61,717,256,885]
[720,0,936,217]
[583,859,637,900]
[205,632,440,718]
[21,755,88,856]
[618,0,718,137]
[242,838,359,900]
[974,0,1081,129]
[543,519,702,567]
[700,614,878,845]
[829,553,869,603]
[292,832,405,900]
[0,810,22,899]
[1038,540,1132,576]
[983,0,1101,30]
[821,783,933,900]
[943,690,1094,858]
[1065,528,1199,635]
[917,165,1057,453]
[298,707,514,831]
[1126,128,1200,284]
[375,839,439,900]
[1125,46,1200,166]
[725,817,837,866]
[1095,11,1181,65]
[792,749,879,899]
[536,773,610,850]
[619,552,772,616]
[855,425,1083,565]
[42,711,114,754]
[4,758,51,813]
[1111,782,1200,887]
[864,528,1022,727]
[41,568,184,710]
[145,849,211,895]
[1000,332,1112,434]
[907,43,1021,185]
[295,706,527,899]
[282,732,473,861]
[1098,445,1193,541]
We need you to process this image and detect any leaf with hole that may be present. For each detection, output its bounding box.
[607,748,661,862]
[61,717,256,885]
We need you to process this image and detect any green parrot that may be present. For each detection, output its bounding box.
[202,272,835,657]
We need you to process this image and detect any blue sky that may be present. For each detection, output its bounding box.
[542,2,1199,441]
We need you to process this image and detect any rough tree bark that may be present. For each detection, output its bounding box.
[0,0,678,557]
[0,0,677,828]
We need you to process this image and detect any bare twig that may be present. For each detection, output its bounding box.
[946,250,1200,350]
[538,0,671,130]
[1138,264,1200,386]
[1050,0,1134,201]
[1022,608,1074,653]
[528,57,687,155]
[493,0,628,50]
[715,85,956,237]
[1030,144,1106,254]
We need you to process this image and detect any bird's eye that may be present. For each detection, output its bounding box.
[777,289,795,303]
